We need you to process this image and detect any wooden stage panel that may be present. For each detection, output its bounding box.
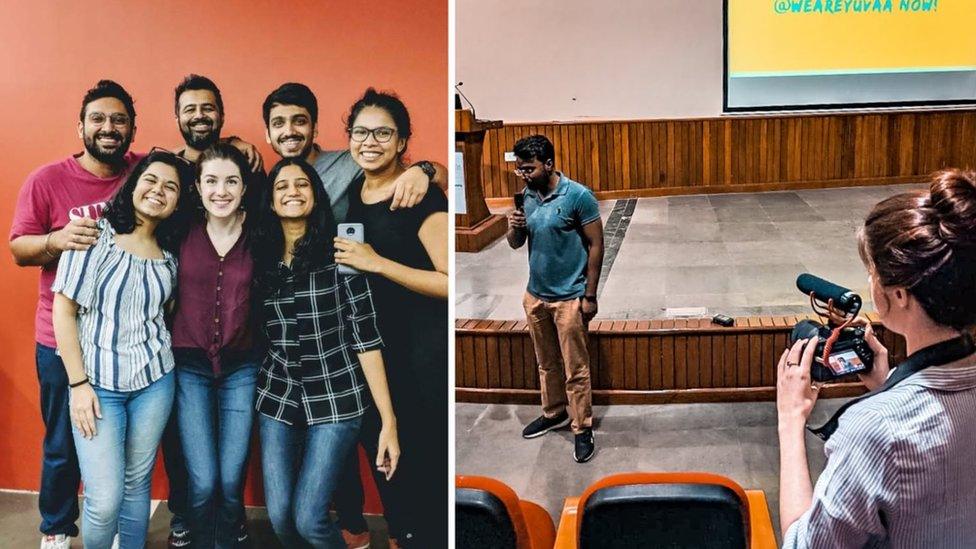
[477,110,976,204]
[455,314,907,404]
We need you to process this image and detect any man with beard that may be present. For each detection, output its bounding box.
[261,83,446,224]
[9,80,141,549]
[173,74,263,173]
[506,134,604,464]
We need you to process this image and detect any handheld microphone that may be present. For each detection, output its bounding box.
[796,273,861,315]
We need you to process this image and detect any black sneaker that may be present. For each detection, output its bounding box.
[168,529,191,548]
[522,411,570,439]
[237,521,250,546]
[574,430,595,463]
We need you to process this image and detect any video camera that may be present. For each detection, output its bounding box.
[790,273,874,382]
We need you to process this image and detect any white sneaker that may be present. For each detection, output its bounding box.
[111,533,120,549]
[40,534,70,549]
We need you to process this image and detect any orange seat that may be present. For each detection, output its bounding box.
[456,475,557,549]
[553,472,776,549]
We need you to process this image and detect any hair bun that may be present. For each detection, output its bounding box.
[928,169,976,248]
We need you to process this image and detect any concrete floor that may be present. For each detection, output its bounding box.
[456,399,849,545]
[456,184,927,320]
[0,494,390,548]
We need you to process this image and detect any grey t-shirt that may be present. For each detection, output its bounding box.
[313,149,363,223]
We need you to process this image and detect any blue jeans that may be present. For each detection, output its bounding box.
[73,372,175,549]
[36,343,81,537]
[259,414,361,549]
[176,364,258,549]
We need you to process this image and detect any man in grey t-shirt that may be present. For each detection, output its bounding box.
[261,83,445,223]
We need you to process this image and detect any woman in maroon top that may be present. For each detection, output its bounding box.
[170,143,262,549]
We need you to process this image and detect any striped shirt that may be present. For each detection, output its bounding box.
[51,219,177,392]
[784,357,976,548]
[256,264,383,426]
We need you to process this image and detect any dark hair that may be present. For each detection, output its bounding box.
[251,158,335,294]
[174,74,224,116]
[858,169,976,330]
[189,143,263,225]
[79,80,136,124]
[513,134,555,164]
[262,83,318,127]
[345,87,412,159]
[102,150,194,254]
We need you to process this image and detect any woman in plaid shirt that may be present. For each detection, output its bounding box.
[251,157,399,548]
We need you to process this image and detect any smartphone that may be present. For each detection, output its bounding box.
[337,223,364,276]
[514,191,525,210]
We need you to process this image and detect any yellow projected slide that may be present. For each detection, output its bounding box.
[729,0,976,75]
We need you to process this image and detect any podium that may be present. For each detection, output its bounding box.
[455,109,507,252]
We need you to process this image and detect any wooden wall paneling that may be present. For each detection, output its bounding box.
[747,317,763,387]
[649,326,663,390]
[686,319,701,389]
[623,321,638,388]
[497,321,513,388]
[674,320,688,389]
[636,320,651,390]
[486,328,500,389]
[661,320,676,389]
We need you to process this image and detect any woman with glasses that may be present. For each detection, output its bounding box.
[169,143,262,548]
[51,150,192,548]
[252,157,400,548]
[333,88,448,549]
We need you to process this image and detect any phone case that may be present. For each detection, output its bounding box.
[337,223,364,276]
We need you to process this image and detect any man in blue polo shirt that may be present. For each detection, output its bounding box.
[507,134,604,463]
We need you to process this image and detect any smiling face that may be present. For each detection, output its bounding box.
[196,158,244,219]
[177,89,223,150]
[348,106,404,173]
[133,161,181,222]
[78,97,135,165]
[266,104,317,159]
[271,164,315,219]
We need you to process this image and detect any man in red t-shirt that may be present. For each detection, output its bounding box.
[9,80,142,549]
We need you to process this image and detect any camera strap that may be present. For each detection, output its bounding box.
[807,333,975,441]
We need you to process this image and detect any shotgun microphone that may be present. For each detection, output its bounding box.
[796,273,861,315]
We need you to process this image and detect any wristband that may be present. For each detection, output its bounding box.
[69,378,89,389]
[411,160,436,183]
[43,232,57,258]
[584,295,598,303]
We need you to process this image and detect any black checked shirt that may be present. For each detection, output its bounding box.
[256,263,383,426]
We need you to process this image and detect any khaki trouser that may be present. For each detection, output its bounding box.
[522,292,593,434]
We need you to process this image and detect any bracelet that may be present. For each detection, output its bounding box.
[43,233,57,258]
[69,378,89,389]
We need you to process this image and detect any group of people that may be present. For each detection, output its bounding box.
[11,76,447,549]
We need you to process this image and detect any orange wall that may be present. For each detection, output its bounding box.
[0,0,447,507]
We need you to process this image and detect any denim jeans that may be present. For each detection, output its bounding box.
[176,364,258,549]
[35,343,81,537]
[259,414,361,549]
[73,371,175,549]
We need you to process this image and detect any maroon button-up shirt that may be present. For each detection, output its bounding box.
[171,221,255,374]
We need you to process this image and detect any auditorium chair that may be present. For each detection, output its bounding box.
[553,472,776,549]
[456,475,557,549]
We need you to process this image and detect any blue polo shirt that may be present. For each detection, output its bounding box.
[523,174,601,301]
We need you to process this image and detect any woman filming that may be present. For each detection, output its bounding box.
[252,157,399,549]
[777,169,976,547]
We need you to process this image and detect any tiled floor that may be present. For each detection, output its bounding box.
[0,495,390,548]
[456,399,849,545]
[456,184,927,320]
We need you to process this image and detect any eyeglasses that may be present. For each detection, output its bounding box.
[348,126,397,143]
[149,146,194,167]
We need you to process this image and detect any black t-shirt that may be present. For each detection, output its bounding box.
[346,175,448,407]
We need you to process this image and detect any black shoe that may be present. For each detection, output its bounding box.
[574,430,595,463]
[522,412,571,438]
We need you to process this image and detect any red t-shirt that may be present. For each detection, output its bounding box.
[9,152,142,347]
